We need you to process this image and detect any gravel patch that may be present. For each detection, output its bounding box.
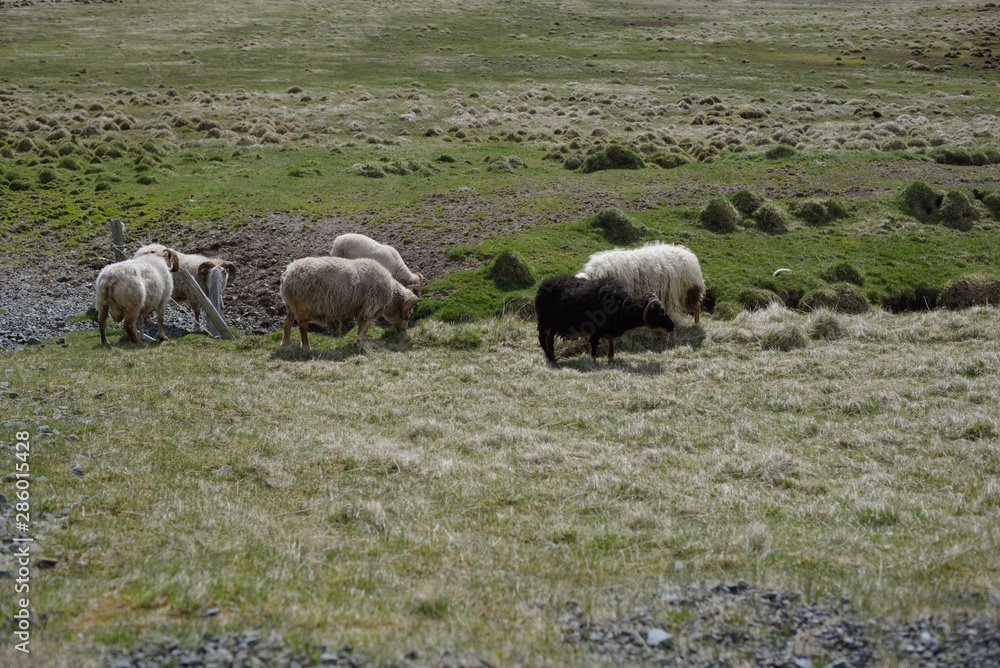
[90,580,1000,667]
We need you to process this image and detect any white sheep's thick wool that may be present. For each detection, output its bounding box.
[578,242,706,324]
[330,232,423,295]
[95,249,177,345]
[279,256,419,350]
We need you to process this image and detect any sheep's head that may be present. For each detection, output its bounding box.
[198,259,236,289]
[160,248,180,272]
[641,294,674,332]
[405,272,425,296]
[134,243,168,258]
[385,288,420,331]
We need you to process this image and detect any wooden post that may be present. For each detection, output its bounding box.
[175,268,236,340]
[206,266,227,339]
[110,218,127,262]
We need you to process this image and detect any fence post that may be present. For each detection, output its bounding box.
[110,218,127,261]
[206,266,227,338]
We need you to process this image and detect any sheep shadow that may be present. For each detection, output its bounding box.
[270,330,415,363]
[551,355,667,376]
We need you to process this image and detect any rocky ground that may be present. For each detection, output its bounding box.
[92,580,1000,667]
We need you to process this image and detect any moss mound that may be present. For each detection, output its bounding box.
[729,189,765,218]
[649,151,690,169]
[981,192,1000,220]
[764,144,797,160]
[900,181,942,222]
[939,273,1000,309]
[800,284,870,314]
[699,198,741,232]
[794,198,848,226]
[579,145,646,173]
[490,250,535,288]
[588,208,645,244]
[752,203,789,233]
[820,262,864,286]
[938,190,976,231]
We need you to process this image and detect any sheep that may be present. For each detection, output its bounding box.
[330,233,424,295]
[95,248,178,345]
[280,256,420,350]
[134,244,236,332]
[534,275,675,363]
[577,242,706,324]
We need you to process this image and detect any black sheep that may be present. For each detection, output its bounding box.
[534,275,675,363]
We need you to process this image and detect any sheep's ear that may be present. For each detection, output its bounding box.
[222,261,236,284]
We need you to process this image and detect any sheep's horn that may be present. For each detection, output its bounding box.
[642,298,662,320]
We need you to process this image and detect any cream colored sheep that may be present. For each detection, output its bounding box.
[134,244,236,331]
[280,256,419,350]
[330,233,423,295]
[577,242,706,324]
[95,248,178,344]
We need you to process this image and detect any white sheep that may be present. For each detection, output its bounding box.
[330,233,424,295]
[577,242,706,324]
[95,248,178,345]
[280,256,420,350]
[134,244,236,332]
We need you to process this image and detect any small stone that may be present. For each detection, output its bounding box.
[71,465,84,477]
[201,607,220,617]
[26,337,43,345]
[67,434,80,441]
[215,465,233,476]
[792,658,813,668]
[35,557,58,569]
[265,478,292,488]
[646,628,671,647]
[38,425,53,433]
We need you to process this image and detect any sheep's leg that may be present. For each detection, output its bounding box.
[542,330,557,362]
[693,304,701,324]
[191,303,204,332]
[590,336,601,360]
[123,315,141,344]
[282,313,295,346]
[155,306,169,342]
[606,336,616,362]
[98,304,110,345]
[539,328,552,361]
[356,316,373,343]
[298,319,310,351]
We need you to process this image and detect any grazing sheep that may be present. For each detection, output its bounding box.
[280,256,419,350]
[330,233,424,295]
[535,275,675,363]
[95,248,178,345]
[577,242,706,324]
[134,244,236,331]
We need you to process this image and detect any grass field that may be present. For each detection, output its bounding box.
[1,0,1000,665]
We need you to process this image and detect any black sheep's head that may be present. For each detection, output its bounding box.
[641,295,675,332]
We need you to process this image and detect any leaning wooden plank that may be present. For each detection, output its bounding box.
[175,267,236,340]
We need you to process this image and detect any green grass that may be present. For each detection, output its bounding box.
[2,310,1000,664]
